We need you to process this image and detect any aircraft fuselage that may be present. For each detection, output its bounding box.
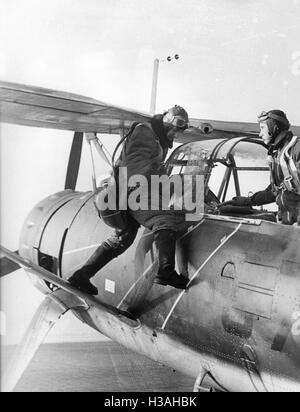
[18,190,300,392]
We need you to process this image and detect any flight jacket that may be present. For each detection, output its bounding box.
[251,131,300,206]
[117,115,169,182]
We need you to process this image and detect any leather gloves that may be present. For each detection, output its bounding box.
[220,196,253,207]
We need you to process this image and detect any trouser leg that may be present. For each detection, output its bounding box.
[74,243,118,280]
[153,230,188,290]
[129,209,190,289]
[68,222,139,295]
[129,208,188,233]
[155,230,176,278]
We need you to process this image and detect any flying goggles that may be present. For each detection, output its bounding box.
[164,113,189,130]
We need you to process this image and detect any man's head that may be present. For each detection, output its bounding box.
[258,110,290,145]
[162,105,189,145]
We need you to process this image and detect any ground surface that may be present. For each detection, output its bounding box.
[1,341,194,392]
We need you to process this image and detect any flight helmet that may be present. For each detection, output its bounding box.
[258,110,290,140]
[163,105,189,131]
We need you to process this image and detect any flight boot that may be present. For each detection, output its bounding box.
[153,230,188,290]
[68,244,117,295]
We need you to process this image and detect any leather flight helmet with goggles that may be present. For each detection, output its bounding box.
[163,105,189,131]
[258,110,290,127]
[258,110,290,143]
[258,110,290,139]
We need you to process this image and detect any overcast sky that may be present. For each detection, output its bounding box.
[1,0,299,344]
[1,0,300,118]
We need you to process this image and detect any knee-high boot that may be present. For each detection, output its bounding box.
[68,244,117,295]
[153,230,188,290]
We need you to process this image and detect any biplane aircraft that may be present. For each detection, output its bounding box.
[1,80,300,392]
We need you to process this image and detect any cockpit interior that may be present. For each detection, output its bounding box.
[166,137,277,222]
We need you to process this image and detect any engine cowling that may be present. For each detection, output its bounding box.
[19,190,89,293]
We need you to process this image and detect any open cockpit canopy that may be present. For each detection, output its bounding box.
[167,137,270,204]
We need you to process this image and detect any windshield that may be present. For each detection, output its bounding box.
[167,138,272,209]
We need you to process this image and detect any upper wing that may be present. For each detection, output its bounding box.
[0,81,150,133]
[179,118,260,143]
[180,118,300,143]
[1,81,299,141]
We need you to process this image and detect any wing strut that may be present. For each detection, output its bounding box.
[64,132,84,190]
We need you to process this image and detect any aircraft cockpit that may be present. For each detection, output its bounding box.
[166,137,277,222]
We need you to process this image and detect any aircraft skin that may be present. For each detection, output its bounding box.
[1,81,300,392]
[15,186,300,392]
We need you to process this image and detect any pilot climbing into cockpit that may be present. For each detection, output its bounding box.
[68,105,191,295]
[225,110,300,226]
